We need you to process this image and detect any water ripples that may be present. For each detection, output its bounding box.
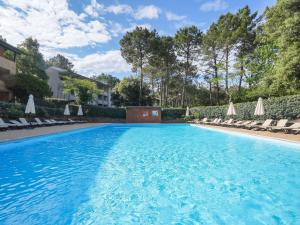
[0,125,299,225]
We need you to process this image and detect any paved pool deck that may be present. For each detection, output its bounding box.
[193,124,300,143]
[0,123,299,144]
[0,123,105,142]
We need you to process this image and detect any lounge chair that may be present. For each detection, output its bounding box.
[0,118,19,129]
[199,118,208,124]
[213,118,222,125]
[19,118,39,128]
[252,119,274,131]
[50,119,67,125]
[44,119,58,126]
[281,122,300,134]
[68,119,81,124]
[267,119,289,132]
[292,128,300,135]
[34,118,49,126]
[228,120,244,127]
[244,121,260,129]
[234,120,251,128]
[220,118,234,126]
[9,120,30,128]
[198,117,209,124]
[206,118,218,125]
[0,118,9,130]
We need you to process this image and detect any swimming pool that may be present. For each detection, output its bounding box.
[0,124,299,224]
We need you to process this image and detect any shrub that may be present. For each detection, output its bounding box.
[6,105,24,118]
[161,108,186,120]
[0,101,126,119]
[191,95,300,120]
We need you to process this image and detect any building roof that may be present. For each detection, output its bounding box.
[0,40,21,54]
[47,66,108,89]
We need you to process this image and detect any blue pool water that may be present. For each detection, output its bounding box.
[0,124,299,225]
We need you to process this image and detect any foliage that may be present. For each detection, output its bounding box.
[161,108,186,120]
[261,0,300,94]
[93,73,120,88]
[0,101,126,119]
[146,35,177,107]
[62,76,101,105]
[120,27,158,105]
[174,26,202,106]
[14,74,52,102]
[16,37,48,80]
[14,37,51,102]
[47,54,74,71]
[113,76,154,106]
[191,95,300,120]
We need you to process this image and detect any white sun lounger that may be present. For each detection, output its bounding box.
[268,119,289,132]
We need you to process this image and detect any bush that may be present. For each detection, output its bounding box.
[191,95,300,120]
[162,108,186,120]
[0,101,127,119]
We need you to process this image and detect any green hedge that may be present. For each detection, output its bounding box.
[191,95,300,120]
[162,108,186,120]
[0,101,126,119]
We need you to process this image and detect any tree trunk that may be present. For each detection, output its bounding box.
[238,62,244,93]
[209,81,212,106]
[213,56,220,105]
[139,62,143,106]
[225,47,229,94]
[165,83,168,106]
[160,79,163,106]
[181,82,185,107]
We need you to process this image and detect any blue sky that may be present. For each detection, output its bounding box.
[0,0,275,78]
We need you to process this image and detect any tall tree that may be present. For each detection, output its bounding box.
[202,23,222,105]
[148,36,177,106]
[120,27,158,105]
[216,13,239,98]
[113,76,154,106]
[263,0,300,94]
[234,6,258,92]
[14,37,51,102]
[93,73,120,88]
[174,26,202,107]
[47,54,74,71]
[62,76,100,105]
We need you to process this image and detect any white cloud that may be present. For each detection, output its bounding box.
[0,0,111,48]
[73,50,131,76]
[105,4,133,14]
[200,0,228,12]
[108,22,152,38]
[84,0,104,17]
[165,12,187,21]
[0,0,161,76]
[134,5,161,20]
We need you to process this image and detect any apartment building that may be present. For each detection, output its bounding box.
[45,66,112,107]
[0,40,21,101]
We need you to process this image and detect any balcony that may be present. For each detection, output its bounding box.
[0,55,16,75]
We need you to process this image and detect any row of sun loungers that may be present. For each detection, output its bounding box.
[196,118,300,134]
[0,118,86,131]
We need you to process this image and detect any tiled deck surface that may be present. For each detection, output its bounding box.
[194,124,300,143]
[0,123,104,142]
